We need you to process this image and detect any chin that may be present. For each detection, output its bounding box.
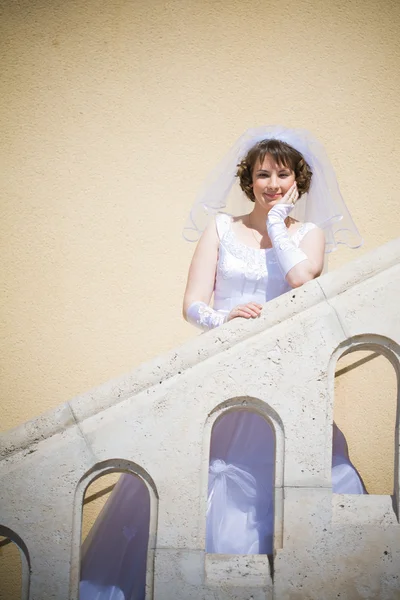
[263,195,282,202]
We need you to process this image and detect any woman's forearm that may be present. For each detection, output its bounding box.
[267,204,308,276]
[267,203,323,288]
[285,260,321,288]
[184,301,227,331]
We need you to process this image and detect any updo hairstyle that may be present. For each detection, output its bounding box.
[236,139,313,202]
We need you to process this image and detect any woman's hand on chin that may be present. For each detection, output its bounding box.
[227,302,263,322]
[276,182,299,206]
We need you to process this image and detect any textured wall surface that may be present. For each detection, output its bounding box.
[1,0,399,429]
[334,350,397,495]
[0,538,21,600]
[0,238,399,599]
[1,1,400,589]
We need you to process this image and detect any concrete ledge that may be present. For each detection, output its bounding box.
[318,237,400,300]
[0,237,398,461]
[205,553,272,586]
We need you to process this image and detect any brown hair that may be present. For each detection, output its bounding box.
[236,139,312,202]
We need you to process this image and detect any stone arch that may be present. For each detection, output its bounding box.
[70,459,158,600]
[203,396,285,559]
[0,524,30,600]
[329,335,400,507]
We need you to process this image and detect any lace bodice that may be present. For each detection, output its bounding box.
[213,213,316,314]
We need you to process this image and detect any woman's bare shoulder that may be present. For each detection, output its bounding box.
[231,214,248,224]
[229,213,249,232]
[287,218,322,233]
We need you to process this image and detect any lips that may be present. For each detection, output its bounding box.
[264,193,281,200]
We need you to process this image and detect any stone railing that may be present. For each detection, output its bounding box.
[0,237,399,600]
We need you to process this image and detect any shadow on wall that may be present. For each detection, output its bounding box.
[334,338,399,496]
[0,525,30,600]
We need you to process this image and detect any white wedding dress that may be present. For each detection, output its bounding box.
[80,214,366,599]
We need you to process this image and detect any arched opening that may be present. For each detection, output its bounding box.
[0,537,23,599]
[334,344,398,495]
[0,527,30,600]
[79,470,151,600]
[206,408,276,555]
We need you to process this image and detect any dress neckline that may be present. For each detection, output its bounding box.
[225,216,274,253]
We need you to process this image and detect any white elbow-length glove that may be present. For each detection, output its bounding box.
[186,301,227,331]
[266,185,308,277]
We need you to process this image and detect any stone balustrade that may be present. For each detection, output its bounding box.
[1,237,399,599]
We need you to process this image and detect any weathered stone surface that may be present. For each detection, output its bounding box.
[0,424,95,599]
[154,549,272,599]
[0,237,399,598]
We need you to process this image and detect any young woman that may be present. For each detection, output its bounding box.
[183,137,325,329]
[80,126,365,597]
[183,127,366,555]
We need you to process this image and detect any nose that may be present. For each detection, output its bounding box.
[267,174,279,191]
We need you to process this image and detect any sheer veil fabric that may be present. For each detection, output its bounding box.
[80,474,150,600]
[183,126,363,253]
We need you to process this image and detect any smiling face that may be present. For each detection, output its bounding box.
[251,154,296,210]
[236,138,312,206]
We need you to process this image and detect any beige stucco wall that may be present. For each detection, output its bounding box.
[0,538,21,600]
[334,350,397,495]
[1,0,399,568]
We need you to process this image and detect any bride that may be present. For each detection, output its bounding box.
[80,126,366,598]
[182,127,366,556]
